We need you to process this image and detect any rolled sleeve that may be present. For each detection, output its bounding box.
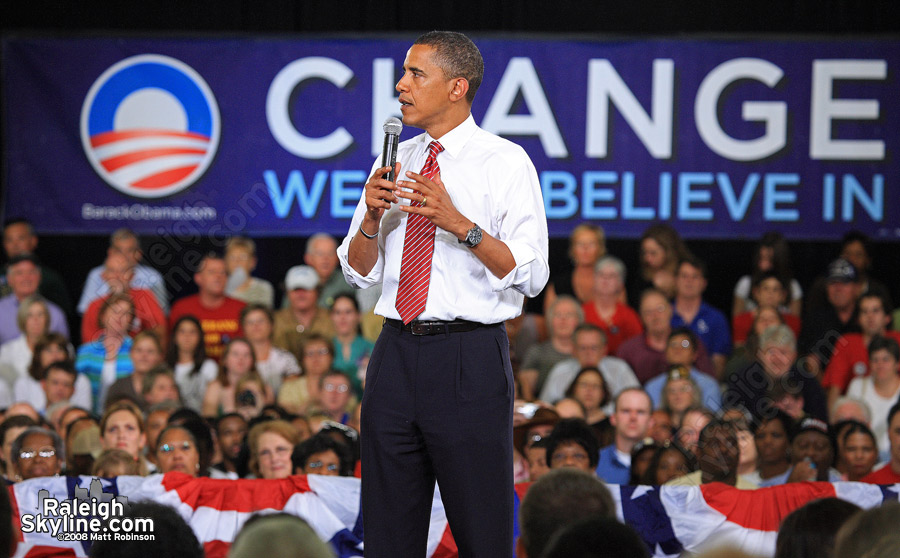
[337,174,385,290]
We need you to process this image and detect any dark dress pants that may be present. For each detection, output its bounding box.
[360,322,514,558]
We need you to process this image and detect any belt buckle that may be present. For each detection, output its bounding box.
[410,321,440,335]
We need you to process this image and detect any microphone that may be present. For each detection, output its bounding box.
[381,117,403,182]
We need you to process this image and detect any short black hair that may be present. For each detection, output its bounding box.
[542,516,650,558]
[291,432,354,477]
[544,418,600,469]
[868,334,900,362]
[89,501,203,558]
[413,31,484,104]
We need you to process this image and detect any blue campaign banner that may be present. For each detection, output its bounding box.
[3,36,898,240]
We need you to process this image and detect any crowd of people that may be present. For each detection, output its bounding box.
[1,217,899,556]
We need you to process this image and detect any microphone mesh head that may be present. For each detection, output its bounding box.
[383,117,403,135]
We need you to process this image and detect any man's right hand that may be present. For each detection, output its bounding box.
[363,163,401,224]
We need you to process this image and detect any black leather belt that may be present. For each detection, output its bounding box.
[384,318,488,336]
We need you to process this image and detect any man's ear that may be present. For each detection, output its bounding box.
[449,77,469,103]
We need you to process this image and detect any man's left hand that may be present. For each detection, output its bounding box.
[396,170,471,240]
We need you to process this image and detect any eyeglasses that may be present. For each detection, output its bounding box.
[20,447,56,460]
[307,461,339,472]
[159,441,193,454]
[323,383,349,393]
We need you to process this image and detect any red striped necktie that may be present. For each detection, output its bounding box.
[395,140,444,324]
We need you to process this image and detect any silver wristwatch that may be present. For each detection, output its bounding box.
[460,223,483,248]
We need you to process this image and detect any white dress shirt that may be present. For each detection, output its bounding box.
[338,115,549,323]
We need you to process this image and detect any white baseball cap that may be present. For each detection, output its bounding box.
[285,265,319,291]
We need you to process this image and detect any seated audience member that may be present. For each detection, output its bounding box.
[645,329,722,412]
[676,407,714,457]
[234,375,268,421]
[524,438,550,482]
[656,366,702,428]
[513,408,561,483]
[212,413,247,478]
[248,419,300,479]
[224,236,275,308]
[835,420,878,481]
[90,501,204,558]
[4,402,41,422]
[723,325,828,423]
[830,396,871,426]
[823,293,900,408]
[775,498,861,558]
[143,401,179,470]
[723,411,758,482]
[517,468,615,558]
[724,305,786,381]
[303,233,353,310]
[78,228,168,314]
[292,432,353,477]
[100,402,148,474]
[543,224,608,315]
[732,231,803,317]
[65,416,101,476]
[861,401,900,484]
[242,304,300,394]
[628,437,659,484]
[81,249,166,344]
[834,501,900,558]
[15,333,90,411]
[540,323,639,407]
[581,256,642,355]
[732,272,801,345]
[166,410,217,477]
[316,371,355,424]
[37,361,78,412]
[671,255,732,377]
[317,421,359,467]
[667,419,758,489]
[649,409,675,443]
[0,255,68,344]
[799,258,862,379]
[542,517,650,558]
[845,335,900,460]
[229,513,336,558]
[632,224,689,303]
[641,441,696,485]
[141,367,180,408]
[330,294,372,398]
[202,338,272,418]
[166,316,217,412]
[105,331,165,411]
[564,367,611,429]
[518,295,582,401]
[277,335,335,415]
[544,418,599,473]
[11,427,64,481]
[787,417,841,482]
[617,289,715,384]
[0,415,37,480]
[749,411,796,487]
[155,424,201,476]
[1,218,72,315]
[555,397,587,420]
[273,265,335,358]
[0,295,51,388]
[92,448,141,477]
[75,293,136,412]
[169,253,246,362]
[595,388,653,484]
[58,406,90,440]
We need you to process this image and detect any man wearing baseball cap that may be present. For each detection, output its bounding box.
[273,265,334,358]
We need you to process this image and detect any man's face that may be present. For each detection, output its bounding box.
[112,237,141,266]
[593,263,622,297]
[550,299,580,340]
[758,342,796,378]
[3,223,37,257]
[612,391,652,442]
[287,287,318,312]
[676,263,706,299]
[754,278,786,309]
[42,369,75,404]
[101,252,134,294]
[217,416,248,461]
[304,237,339,280]
[574,330,606,367]
[858,297,889,336]
[320,376,351,414]
[677,410,710,454]
[145,376,179,406]
[698,426,739,481]
[7,260,41,298]
[195,258,228,296]
[827,281,859,312]
[640,293,672,334]
[396,44,457,133]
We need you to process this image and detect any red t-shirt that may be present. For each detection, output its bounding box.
[732,311,801,345]
[169,295,246,361]
[821,331,900,392]
[581,301,643,355]
[81,288,166,344]
[861,463,900,484]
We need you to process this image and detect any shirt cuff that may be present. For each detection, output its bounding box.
[486,239,539,294]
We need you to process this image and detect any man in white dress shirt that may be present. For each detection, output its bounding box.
[338,31,548,558]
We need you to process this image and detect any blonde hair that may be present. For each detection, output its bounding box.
[247,420,301,477]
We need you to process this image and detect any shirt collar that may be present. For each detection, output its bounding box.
[422,114,477,159]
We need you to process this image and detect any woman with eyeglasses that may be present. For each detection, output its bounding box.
[277,335,335,416]
[11,427,64,481]
[292,432,353,477]
[316,371,357,425]
[155,425,201,476]
[247,420,300,479]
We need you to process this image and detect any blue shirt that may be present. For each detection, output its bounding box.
[595,444,631,485]
[672,302,732,357]
[645,367,722,411]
